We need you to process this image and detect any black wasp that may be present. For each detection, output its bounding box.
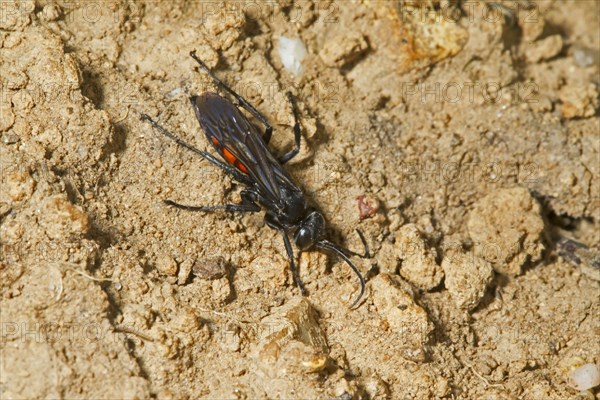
[141,50,369,308]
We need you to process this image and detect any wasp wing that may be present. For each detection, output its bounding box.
[191,92,297,206]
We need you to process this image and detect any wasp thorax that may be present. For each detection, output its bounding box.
[294,211,325,251]
[280,186,307,224]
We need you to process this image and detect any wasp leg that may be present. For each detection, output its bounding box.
[264,214,307,296]
[141,114,253,186]
[277,92,302,164]
[189,51,273,144]
[281,233,307,296]
[164,189,260,213]
[164,200,260,213]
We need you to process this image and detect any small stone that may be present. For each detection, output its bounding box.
[371,274,433,356]
[2,133,20,144]
[396,224,444,290]
[177,258,194,285]
[211,277,232,304]
[569,363,600,391]
[5,68,29,90]
[403,4,468,62]
[519,10,545,42]
[3,170,35,203]
[253,298,329,376]
[557,237,600,281]
[524,35,563,63]
[172,307,200,334]
[572,45,597,68]
[319,31,369,68]
[442,249,494,311]
[38,195,90,240]
[467,187,546,275]
[400,346,427,363]
[363,374,390,399]
[0,202,11,217]
[192,256,227,280]
[333,377,359,399]
[159,332,182,359]
[33,127,62,151]
[475,356,498,376]
[121,303,153,331]
[4,34,22,49]
[435,376,450,398]
[156,254,178,277]
[376,240,399,274]
[278,36,307,76]
[202,8,244,51]
[368,171,386,188]
[41,4,61,21]
[219,323,241,352]
[559,83,599,119]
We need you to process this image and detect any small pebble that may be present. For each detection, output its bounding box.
[193,257,227,280]
[177,258,194,285]
[2,133,19,144]
[442,249,494,311]
[572,45,598,68]
[396,224,444,290]
[278,36,307,76]
[253,298,329,376]
[569,363,600,391]
[156,254,178,276]
[41,4,61,21]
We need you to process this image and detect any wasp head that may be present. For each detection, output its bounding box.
[294,210,325,251]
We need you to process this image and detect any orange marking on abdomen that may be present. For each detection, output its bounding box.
[236,161,249,174]
[222,147,237,165]
[210,135,249,175]
[221,147,249,174]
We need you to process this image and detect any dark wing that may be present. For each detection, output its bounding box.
[190,92,297,205]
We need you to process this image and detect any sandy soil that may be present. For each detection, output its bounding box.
[1,0,599,399]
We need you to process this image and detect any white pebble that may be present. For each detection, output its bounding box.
[277,36,307,76]
[569,363,600,391]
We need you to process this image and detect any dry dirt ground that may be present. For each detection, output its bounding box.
[1,0,599,399]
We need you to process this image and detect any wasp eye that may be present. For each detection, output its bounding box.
[295,227,314,250]
[294,211,325,251]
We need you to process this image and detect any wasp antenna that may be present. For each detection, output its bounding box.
[316,240,366,309]
[189,50,213,74]
[355,229,370,258]
[337,229,370,259]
